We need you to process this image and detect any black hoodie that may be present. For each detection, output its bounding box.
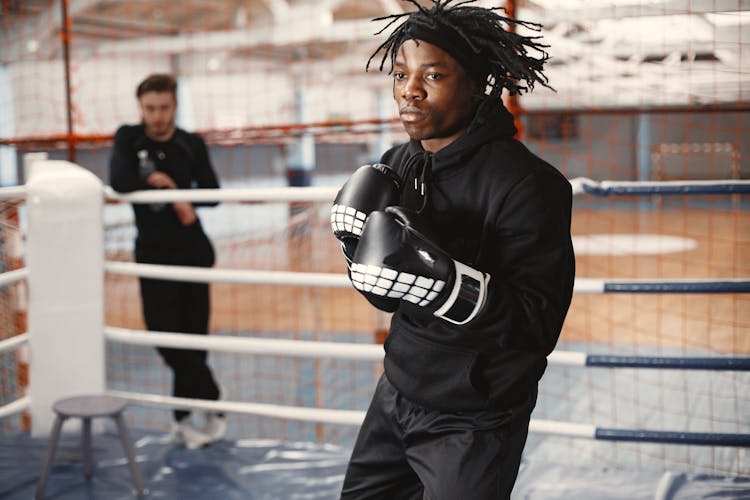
[379,96,575,412]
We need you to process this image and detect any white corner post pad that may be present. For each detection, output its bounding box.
[433,261,490,325]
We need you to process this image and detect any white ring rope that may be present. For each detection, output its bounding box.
[0,395,30,419]
[105,262,350,287]
[574,277,750,294]
[105,327,383,361]
[103,185,339,203]
[0,332,29,354]
[568,177,750,196]
[106,389,599,439]
[0,185,26,201]
[0,268,28,288]
[529,419,596,438]
[106,390,366,426]
[4,177,745,440]
[105,326,586,367]
[547,350,588,366]
[105,263,746,294]
[100,178,750,203]
[1,178,748,203]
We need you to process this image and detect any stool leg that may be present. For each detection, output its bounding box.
[35,415,66,500]
[82,417,93,480]
[114,413,146,497]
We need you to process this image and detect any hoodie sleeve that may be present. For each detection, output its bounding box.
[471,169,575,355]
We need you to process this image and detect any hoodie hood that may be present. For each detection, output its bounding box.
[399,96,517,212]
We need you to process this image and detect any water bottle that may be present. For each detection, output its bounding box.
[138,149,166,212]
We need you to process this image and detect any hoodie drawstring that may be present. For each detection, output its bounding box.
[400,151,432,214]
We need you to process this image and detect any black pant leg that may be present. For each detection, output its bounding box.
[140,277,221,421]
[341,375,423,500]
[180,281,210,334]
[140,277,193,421]
[403,389,537,500]
[137,231,220,422]
[179,281,220,403]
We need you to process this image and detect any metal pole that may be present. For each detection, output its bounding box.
[60,0,75,161]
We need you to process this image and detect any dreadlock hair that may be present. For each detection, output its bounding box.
[367,0,553,97]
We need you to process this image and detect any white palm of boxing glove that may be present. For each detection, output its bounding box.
[331,163,402,264]
[350,207,490,325]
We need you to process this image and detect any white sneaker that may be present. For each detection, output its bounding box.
[203,386,228,442]
[204,414,227,442]
[172,421,212,450]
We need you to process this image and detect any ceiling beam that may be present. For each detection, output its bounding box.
[378,0,404,15]
[90,16,377,57]
[522,0,750,24]
[73,14,180,37]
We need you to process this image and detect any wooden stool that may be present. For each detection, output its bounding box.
[35,395,146,498]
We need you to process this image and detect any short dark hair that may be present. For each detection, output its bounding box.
[136,73,177,98]
[368,0,553,97]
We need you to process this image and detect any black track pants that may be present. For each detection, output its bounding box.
[139,276,220,422]
[341,374,536,500]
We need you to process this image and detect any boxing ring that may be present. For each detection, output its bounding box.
[0,156,748,498]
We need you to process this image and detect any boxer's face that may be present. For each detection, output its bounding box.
[393,39,481,153]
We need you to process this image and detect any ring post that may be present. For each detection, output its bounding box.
[26,157,104,436]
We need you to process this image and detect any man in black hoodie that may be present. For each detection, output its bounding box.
[333,1,575,498]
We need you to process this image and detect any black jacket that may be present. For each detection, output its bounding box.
[109,124,219,265]
[380,97,575,412]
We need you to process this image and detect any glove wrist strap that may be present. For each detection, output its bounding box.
[434,261,489,325]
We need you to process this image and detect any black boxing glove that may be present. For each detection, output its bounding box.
[331,164,401,264]
[349,207,490,325]
[331,164,402,313]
